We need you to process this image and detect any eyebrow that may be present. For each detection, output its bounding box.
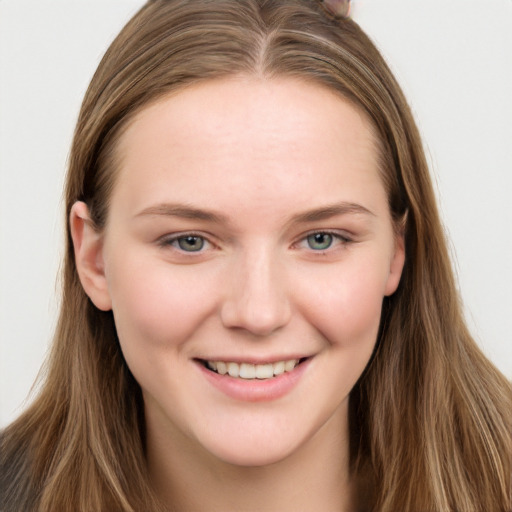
[135,203,229,223]
[134,201,374,224]
[289,202,375,223]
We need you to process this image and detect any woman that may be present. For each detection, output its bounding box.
[1,0,511,510]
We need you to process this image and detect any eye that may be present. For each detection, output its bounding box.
[176,235,205,252]
[159,233,212,253]
[294,230,352,253]
[306,232,334,251]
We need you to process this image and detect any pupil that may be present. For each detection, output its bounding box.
[178,236,204,252]
[308,233,333,250]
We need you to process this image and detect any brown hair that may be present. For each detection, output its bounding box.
[2,1,511,510]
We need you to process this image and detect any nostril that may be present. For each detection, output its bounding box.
[220,295,292,336]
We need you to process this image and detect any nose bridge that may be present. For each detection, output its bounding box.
[220,242,291,335]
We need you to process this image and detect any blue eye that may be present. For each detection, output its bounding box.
[176,235,205,252]
[306,232,334,250]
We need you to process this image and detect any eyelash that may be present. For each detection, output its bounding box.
[294,230,353,253]
[157,230,353,254]
[158,232,214,253]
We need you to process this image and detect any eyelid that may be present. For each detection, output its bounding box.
[293,229,353,250]
[156,229,354,253]
[157,231,216,252]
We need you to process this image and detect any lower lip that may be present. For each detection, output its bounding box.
[196,359,311,402]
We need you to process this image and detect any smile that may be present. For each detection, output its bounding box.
[204,359,301,380]
[197,356,311,402]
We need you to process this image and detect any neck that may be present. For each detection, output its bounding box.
[146,404,355,512]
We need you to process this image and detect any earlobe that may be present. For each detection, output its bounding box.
[70,201,112,311]
[384,233,406,297]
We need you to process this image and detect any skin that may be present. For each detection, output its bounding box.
[71,76,405,511]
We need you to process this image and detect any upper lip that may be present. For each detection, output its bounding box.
[195,355,312,365]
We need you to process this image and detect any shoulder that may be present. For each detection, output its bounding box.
[1,428,39,512]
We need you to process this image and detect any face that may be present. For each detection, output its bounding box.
[74,77,404,467]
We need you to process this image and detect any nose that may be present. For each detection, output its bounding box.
[220,247,291,336]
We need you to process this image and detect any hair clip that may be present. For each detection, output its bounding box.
[319,0,351,19]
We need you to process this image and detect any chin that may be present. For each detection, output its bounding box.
[201,430,302,468]
[213,446,294,468]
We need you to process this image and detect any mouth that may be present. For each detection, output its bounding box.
[198,358,309,380]
[196,356,312,402]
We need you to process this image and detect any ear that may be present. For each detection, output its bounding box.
[70,201,112,311]
[384,231,405,297]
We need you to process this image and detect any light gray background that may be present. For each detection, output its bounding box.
[1,0,511,427]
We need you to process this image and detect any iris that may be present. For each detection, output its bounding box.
[177,235,205,252]
[307,233,333,250]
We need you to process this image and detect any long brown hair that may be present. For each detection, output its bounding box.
[2,1,511,511]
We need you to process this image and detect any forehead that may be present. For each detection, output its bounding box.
[111,76,385,220]
[118,76,378,162]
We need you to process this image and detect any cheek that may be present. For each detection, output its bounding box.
[296,257,387,347]
[105,252,218,351]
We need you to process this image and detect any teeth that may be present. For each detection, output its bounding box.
[205,359,300,379]
[255,363,273,379]
[284,360,297,372]
[273,361,285,376]
[227,362,239,377]
[239,363,256,379]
